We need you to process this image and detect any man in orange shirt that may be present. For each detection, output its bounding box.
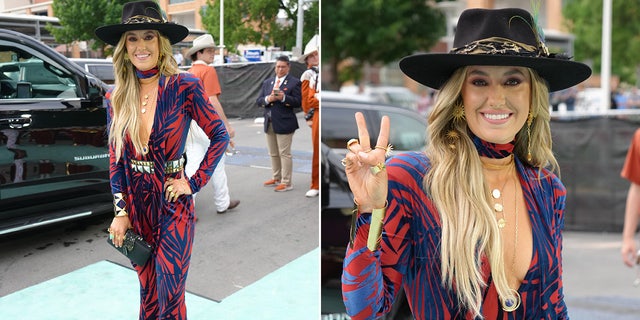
[185,34,240,213]
[299,35,319,198]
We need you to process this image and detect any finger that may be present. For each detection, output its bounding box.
[355,112,371,152]
[376,116,390,152]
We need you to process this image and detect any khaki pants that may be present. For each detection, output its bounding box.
[265,123,294,185]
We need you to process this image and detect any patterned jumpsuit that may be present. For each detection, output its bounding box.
[107,71,229,319]
[342,138,568,319]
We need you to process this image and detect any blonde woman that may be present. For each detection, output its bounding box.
[95,1,228,318]
[341,8,591,319]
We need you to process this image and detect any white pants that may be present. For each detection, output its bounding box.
[185,121,230,212]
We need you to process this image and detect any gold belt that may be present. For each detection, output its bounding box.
[130,157,185,174]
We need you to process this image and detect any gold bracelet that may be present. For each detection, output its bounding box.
[367,201,388,251]
[113,192,128,217]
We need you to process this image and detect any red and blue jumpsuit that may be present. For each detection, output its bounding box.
[107,71,228,319]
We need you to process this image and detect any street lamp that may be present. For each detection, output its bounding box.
[219,0,225,64]
[295,0,318,57]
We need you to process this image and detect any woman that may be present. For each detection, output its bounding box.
[341,8,591,319]
[95,1,229,318]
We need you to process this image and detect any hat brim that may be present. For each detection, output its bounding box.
[185,43,217,58]
[399,54,592,92]
[95,23,189,46]
[297,49,318,62]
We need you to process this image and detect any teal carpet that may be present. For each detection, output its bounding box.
[0,248,319,319]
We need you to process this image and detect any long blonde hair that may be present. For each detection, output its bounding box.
[108,30,181,161]
[424,66,557,317]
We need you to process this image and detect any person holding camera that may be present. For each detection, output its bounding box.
[256,55,302,192]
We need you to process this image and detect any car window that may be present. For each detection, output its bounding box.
[322,104,427,153]
[321,107,359,149]
[0,49,79,99]
[384,111,427,151]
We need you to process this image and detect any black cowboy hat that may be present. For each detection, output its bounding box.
[95,1,188,46]
[399,8,591,92]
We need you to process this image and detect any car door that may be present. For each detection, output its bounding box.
[0,33,111,234]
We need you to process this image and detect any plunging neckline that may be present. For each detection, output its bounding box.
[138,76,161,156]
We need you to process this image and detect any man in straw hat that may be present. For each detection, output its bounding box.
[184,33,240,214]
[299,34,320,198]
[340,7,591,319]
[96,1,229,318]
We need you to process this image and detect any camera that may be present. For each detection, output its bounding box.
[304,108,315,121]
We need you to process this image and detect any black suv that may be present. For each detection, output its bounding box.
[0,29,111,235]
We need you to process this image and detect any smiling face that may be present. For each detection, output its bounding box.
[125,29,160,71]
[461,65,531,144]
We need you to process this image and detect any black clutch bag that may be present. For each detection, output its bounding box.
[107,229,153,266]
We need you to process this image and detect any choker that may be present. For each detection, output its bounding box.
[472,134,515,159]
[135,67,159,79]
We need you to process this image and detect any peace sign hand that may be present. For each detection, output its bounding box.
[343,112,391,212]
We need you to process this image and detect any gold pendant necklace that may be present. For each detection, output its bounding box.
[485,154,515,228]
[141,93,149,114]
[491,178,509,228]
[501,177,521,312]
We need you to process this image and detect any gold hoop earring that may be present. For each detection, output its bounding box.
[526,112,534,162]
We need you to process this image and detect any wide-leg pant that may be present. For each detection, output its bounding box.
[134,207,195,320]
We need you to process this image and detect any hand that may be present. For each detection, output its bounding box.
[164,173,192,202]
[269,91,282,102]
[343,112,390,212]
[621,238,638,267]
[306,119,313,127]
[227,125,236,139]
[109,216,132,248]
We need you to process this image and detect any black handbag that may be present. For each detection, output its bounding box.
[107,229,153,266]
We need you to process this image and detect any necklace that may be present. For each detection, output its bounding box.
[491,178,509,228]
[141,93,149,114]
[140,90,157,114]
[501,177,521,312]
[482,154,514,170]
[487,155,515,228]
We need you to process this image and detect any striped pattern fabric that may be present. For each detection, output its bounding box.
[107,72,229,319]
[342,151,567,320]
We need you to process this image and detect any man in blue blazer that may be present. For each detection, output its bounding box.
[256,55,302,192]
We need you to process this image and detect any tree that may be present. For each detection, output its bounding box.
[47,0,129,54]
[200,0,319,54]
[322,0,446,90]
[564,0,640,85]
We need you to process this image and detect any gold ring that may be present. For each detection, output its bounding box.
[370,162,386,175]
[170,191,176,197]
[346,138,359,151]
[167,185,173,192]
[341,158,351,167]
[375,144,394,158]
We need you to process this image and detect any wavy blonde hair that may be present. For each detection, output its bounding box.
[108,30,181,161]
[424,66,557,317]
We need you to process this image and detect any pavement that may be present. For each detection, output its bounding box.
[0,112,320,319]
[562,231,640,319]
